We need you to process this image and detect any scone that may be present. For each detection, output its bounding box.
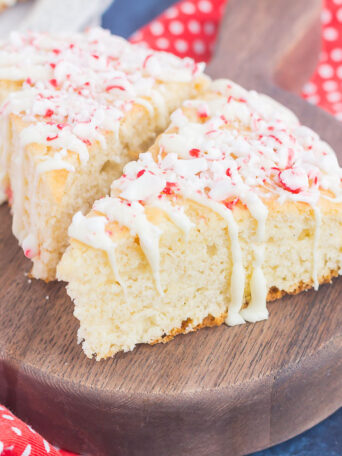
[58,79,342,360]
[0,28,208,280]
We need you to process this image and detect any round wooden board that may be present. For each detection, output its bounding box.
[1,1,342,455]
[0,202,342,456]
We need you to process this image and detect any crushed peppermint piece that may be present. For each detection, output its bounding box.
[45,109,54,117]
[137,169,146,178]
[46,135,58,141]
[278,168,309,194]
[189,148,200,157]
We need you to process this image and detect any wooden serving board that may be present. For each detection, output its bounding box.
[0,1,341,455]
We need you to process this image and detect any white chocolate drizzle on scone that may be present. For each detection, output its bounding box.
[0,28,205,267]
[0,27,204,200]
[69,79,342,325]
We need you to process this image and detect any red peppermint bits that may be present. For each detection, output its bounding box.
[163,182,177,195]
[49,78,58,88]
[287,148,295,167]
[142,54,153,69]
[46,134,58,141]
[205,129,218,136]
[308,169,320,186]
[224,198,239,210]
[189,148,200,157]
[269,134,282,144]
[278,168,308,194]
[226,168,232,177]
[197,107,208,119]
[5,186,13,204]
[105,85,125,92]
[82,139,92,146]
[191,63,198,75]
[44,109,54,118]
[25,77,32,85]
[137,169,146,178]
[24,248,37,259]
[49,63,56,69]
[52,48,61,55]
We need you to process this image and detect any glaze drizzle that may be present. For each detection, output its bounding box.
[65,79,342,323]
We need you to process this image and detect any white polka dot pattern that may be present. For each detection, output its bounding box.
[0,405,75,455]
[130,0,227,62]
[130,0,342,121]
[301,0,342,119]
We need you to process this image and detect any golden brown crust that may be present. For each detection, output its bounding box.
[266,269,339,301]
[150,269,339,346]
[151,313,227,345]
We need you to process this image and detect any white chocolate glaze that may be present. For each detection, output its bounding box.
[94,197,163,295]
[0,27,205,199]
[189,194,246,326]
[67,79,342,325]
[149,198,194,242]
[0,28,204,84]
[69,212,125,294]
[0,28,205,266]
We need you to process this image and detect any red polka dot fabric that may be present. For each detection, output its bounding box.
[0,405,74,455]
[130,0,227,63]
[301,0,342,119]
[1,0,342,455]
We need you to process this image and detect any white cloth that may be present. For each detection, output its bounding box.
[0,0,113,37]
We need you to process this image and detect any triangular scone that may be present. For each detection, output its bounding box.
[57,79,342,360]
[0,28,208,280]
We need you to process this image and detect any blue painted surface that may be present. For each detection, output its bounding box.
[252,409,342,456]
[102,0,177,39]
[102,1,342,454]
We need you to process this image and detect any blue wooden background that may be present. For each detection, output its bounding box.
[102,1,342,454]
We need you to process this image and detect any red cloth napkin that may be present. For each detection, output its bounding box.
[132,0,342,120]
[1,0,341,454]
[302,0,342,118]
[130,0,227,63]
[0,406,73,456]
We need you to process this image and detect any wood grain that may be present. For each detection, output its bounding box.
[0,1,341,455]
